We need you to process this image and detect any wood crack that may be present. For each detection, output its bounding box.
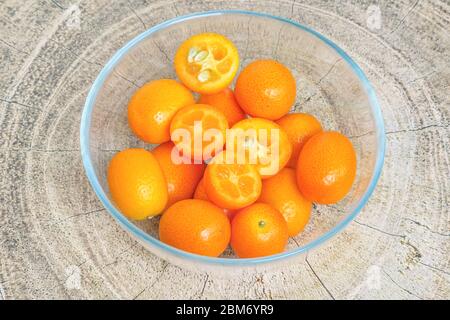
[244,17,252,57]
[113,71,141,88]
[290,0,297,19]
[273,24,286,56]
[418,262,450,276]
[386,0,421,35]
[0,98,42,111]
[382,269,423,299]
[104,243,138,267]
[354,221,432,271]
[0,38,30,56]
[133,262,169,300]
[305,255,335,300]
[127,0,148,31]
[77,260,88,268]
[349,131,374,139]
[49,0,65,10]
[403,218,450,237]
[49,39,103,67]
[291,237,300,247]
[153,40,171,62]
[172,4,180,16]
[317,59,342,84]
[303,92,317,103]
[197,274,209,299]
[354,220,405,238]
[62,208,106,221]
[385,123,449,135]
[1,37,101,70]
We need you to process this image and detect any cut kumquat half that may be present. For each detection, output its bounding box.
[228,118,292,179]
[204,161,262,210]
[194,178,237,221]
[174,33,239,94]
[170,104,229,161]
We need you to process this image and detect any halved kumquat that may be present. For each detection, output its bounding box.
[228,118,292,179]
[204,161,262,210]
[170,104,229,161]
[174,33,239,94]
[194,178,237,221]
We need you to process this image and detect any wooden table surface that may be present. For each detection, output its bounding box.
[0,0,449,299]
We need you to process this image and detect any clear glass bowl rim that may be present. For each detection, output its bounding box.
[80,10,386,266]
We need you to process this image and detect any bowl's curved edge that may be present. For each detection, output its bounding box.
[80,10,386,267]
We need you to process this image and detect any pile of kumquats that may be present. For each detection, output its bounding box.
[107,33,357,258]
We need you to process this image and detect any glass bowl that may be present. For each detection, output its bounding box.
[80,10,385,272]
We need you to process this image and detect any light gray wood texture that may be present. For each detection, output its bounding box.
[0,0,448,299]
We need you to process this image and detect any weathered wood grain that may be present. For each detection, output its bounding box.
[0,0,448,299]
